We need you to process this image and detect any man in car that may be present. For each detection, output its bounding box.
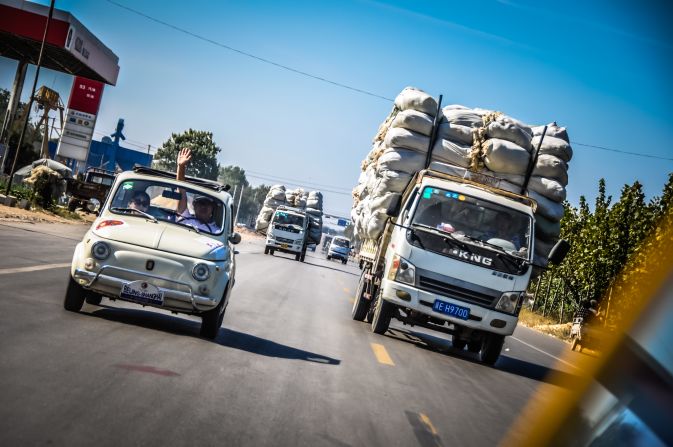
[128,191,151,213]
[175,148,219,232]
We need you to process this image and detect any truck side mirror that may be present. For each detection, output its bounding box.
[386,194,402,217]
[229,233,241,245]
[547,239,570,265]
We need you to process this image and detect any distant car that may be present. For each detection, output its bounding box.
[327,236,350,265]
[64,167,241,339]
[308,243,316,252]
[66,168,116,213]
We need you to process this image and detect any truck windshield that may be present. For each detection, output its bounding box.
[411,186,531,258]
[273,211,304,227]
[333,238,350,248]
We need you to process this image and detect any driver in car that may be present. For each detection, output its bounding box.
[175,148,219,233]
[128,191,151,213]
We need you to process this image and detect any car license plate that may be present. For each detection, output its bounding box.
[120,280,164,306]
[432,299,470,320]
[281,243,289,249]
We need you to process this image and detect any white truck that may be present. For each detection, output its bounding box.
[264,205,309,262]
[352,169,568,365]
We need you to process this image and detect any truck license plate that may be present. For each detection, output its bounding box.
[432,299,470,320]
[120,280,164,306]
[281,243,289,249]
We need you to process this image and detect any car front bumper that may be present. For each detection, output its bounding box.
[73,266,219,314]
[379,278,518,336]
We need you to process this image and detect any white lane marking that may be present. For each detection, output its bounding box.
[0,262,71,275]
[510,336,580,371]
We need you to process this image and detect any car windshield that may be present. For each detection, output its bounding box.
[273,211,304,227]
[108,178,225,235]
[411,186,532,258]
[333,238,350,248]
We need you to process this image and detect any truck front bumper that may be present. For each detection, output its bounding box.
[266,238,303,254]
[379,278,518,336]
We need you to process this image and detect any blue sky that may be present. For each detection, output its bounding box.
[2,0,672,216]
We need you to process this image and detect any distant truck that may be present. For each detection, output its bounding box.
[264,206,309,262]
[66,168,115,212]
[352,169,569,365]
[327,236,350,264]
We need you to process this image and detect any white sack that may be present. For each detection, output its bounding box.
[482,138,531,175]
[486,117,533,150]
[532,135,573,162]
[371,170,413,196]
[366,210,388,239]
[533,154,569,186]
[391,109,434,136]
[384,127,431,153]
[394,87,438,116]
[528,176,566,202]
[532,123,569,142]
[430,138,472,167]
[442,106,488,128]
[264,197,285,207]
[377,148,427,174]
[437,122,473,145]
[530,190,565,221]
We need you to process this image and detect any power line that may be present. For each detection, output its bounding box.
[574,142,673,161]
[246,173,352,196]
[104,0,394,102]
[244,169,352,192]
[105,1,672,164]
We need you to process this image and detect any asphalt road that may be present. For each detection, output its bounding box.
[0,221,581,446]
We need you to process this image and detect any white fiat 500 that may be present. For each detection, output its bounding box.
[64,167,240,339]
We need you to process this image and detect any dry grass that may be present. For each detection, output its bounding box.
[518,308,573,343]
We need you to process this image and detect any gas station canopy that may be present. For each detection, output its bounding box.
[0,0,119,86]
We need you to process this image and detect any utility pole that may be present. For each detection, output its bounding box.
[235,185,245,223]
[4,0,55,195]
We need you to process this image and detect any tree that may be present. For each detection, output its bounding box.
[218,165,249,189]
[153,129,220,180]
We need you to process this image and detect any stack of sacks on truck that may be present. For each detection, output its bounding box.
[255,185,324,244]
[351,86,572,267]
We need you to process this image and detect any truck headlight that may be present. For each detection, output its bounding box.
[91,241,111,260]
[388,254,416,285]
[192,263,210,281]
[295,239,304,245]
[496,291,524,314]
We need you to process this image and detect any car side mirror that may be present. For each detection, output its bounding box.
[229,232,241,245]
[386,194,402,217]
[548,239,570,265]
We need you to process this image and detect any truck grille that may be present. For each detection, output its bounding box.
[418,276,497,308]
[275,236,295,244]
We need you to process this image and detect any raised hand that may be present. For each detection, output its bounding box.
[177,148,192,167]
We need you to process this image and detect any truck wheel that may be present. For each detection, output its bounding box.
[467,340,481,353]
[63,276,86,312]
[67,199,79,212]
[571,338,579,351]
[479,333,505,366]
[452,336,467,350]
[295,252,301,261]
[327,255,331,261]
[371,296,393,335]
[342,259,347,265]
[200,296,226,340]
[300,250,306,262]
[351,270,371,321]
[264,246,270,255]
[269,248,275,256]
[85,293,103,306]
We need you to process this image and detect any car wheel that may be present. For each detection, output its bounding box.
[200,296,227,340]
[85,293,103,306]
[327,255,331,260]
[67,199,79,212]
[371,295,394,335]
[479,333,505,366]
[342,259,347,265]
[264,246,270,255]
[352,269,371,321]
[63,275,86,312]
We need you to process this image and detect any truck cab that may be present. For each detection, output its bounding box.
[353,170,567,365]
[327,236,351,264]
[264,206,309,261]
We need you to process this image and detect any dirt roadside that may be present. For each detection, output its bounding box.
[0,204,97,224]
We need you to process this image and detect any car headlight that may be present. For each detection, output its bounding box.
[192,263,210,281]
[388,254,416,285]
[91,241,111,260]
[496,291,524,314]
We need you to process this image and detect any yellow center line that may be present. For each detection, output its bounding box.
[370,343,394,366]
[419,413,438,436]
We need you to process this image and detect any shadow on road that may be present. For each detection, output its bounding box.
[86,305,340,365]
[387,327,579,387]
[266,251,359,277]
[215,328,341,365]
